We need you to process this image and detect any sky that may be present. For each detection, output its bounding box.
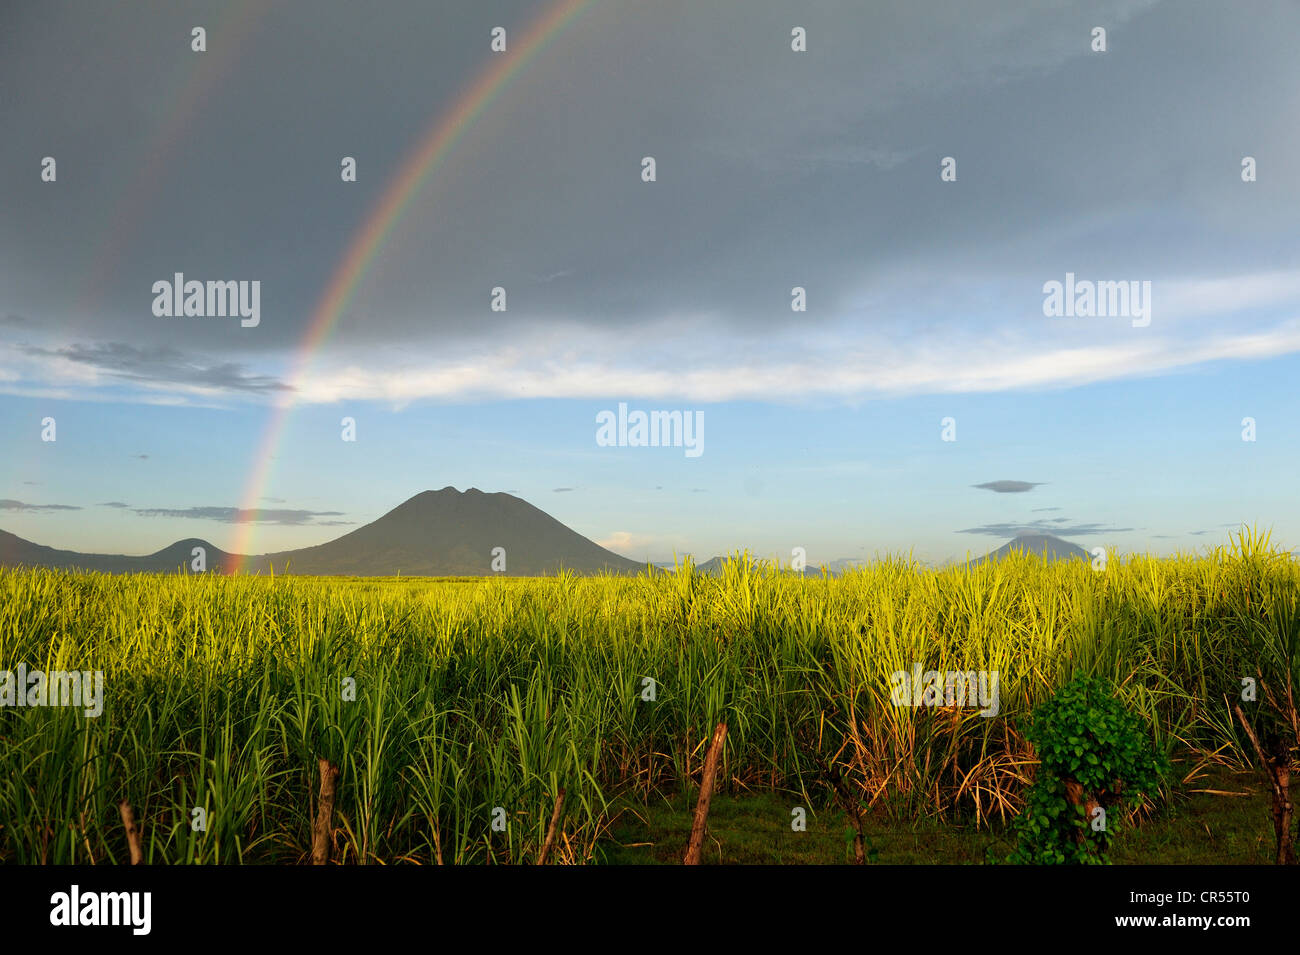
[2,0,1298,566]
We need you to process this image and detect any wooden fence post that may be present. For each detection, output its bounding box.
[683,721,728,865]
[312,758,340,865]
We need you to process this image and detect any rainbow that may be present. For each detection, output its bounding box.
[230,0,595,568]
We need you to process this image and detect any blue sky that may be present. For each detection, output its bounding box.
[2,0,1298,565]
[4,347,1295,563]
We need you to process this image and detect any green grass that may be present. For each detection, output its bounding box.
[598,764,1285,864]
[0,528,1295,864]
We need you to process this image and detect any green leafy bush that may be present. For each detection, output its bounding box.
[1008,674,1169,864]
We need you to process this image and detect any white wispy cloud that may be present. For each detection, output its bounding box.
[284,312,1300,405]
[6,269,1300,407]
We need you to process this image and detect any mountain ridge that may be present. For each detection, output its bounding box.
[972,532,1090,564]
[0,491,1096,576]
[0,487,642,576]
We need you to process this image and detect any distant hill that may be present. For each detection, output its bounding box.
[0,488,644,576]
[976,533,1091,564]
[258,487,642,575]
[0,530,234,573]
[0,496,1103,577]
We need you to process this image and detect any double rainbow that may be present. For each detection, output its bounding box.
[230,0,595,568]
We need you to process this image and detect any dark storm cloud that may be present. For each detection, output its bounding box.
[0,498,81,512]
[21,343,289,393]
[972,481,1043,494]
[132,506,345,525]
[958,521,1133,537]
[4,0,1298,376]
[1,0,544,353]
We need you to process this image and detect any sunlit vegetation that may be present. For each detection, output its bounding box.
[1,529,1294,864]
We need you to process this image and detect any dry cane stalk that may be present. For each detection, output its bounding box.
[818,755,866,864]
[1232,701,1295,865]
[536,788,566,865]
[683,721,727,865]
[118,800,143,865]
[1286,674,1299,745]
[312,758,340,866]
[1256,676,1299,865]
[1273,759,1295,866]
